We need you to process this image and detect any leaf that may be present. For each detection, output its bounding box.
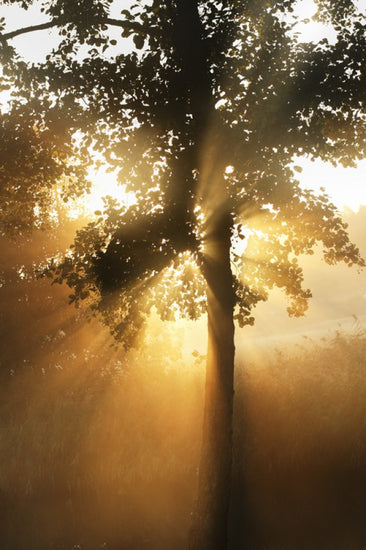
[133,34,144,50]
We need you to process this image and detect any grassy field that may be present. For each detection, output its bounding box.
[0,314,366,549]
[233,326,366,550]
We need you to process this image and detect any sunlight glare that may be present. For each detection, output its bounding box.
[294,157,366,212]
[289,0,337,44]
[67,167,136,219]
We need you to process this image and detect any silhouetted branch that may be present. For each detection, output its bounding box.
[1,21,57,41]
[104,18,149,34]
[0,17,147,42]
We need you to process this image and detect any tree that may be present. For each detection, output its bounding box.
[1,1,365,548]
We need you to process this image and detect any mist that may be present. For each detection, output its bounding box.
[0,209,366,550]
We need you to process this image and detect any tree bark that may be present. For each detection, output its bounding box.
[189,211,236,550]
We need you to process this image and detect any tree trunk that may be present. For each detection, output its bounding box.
[189,211,236,550]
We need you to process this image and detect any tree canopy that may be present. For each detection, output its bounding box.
[0,0,365,338]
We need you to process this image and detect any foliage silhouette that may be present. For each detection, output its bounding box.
[1,1,365,548]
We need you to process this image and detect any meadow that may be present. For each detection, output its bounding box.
[1,282,365,550]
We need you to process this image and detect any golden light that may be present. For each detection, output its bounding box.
[67,166,136,219]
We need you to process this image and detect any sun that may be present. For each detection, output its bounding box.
[86,167,136,214]
[67,167,136,219]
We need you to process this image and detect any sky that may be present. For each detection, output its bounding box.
[1,0,365,341]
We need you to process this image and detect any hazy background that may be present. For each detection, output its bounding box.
[0,201,365,550]
[245,205,366,344]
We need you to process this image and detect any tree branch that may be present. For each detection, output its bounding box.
[1,21,58,41]
[104,18,148,35]
[0,17,147,43]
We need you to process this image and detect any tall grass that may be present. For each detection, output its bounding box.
[233,326,366,550]
[0,318,365,549]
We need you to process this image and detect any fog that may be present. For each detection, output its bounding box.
[0,207,365,549]
[244,206,366,344]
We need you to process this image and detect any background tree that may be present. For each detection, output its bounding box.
[1,1,365,549]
